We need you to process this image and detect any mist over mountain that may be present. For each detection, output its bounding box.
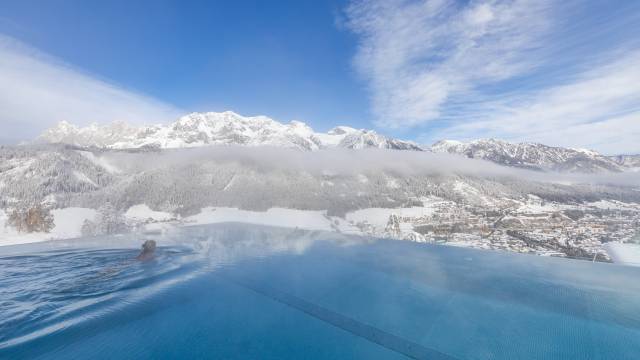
[2,144,639,216]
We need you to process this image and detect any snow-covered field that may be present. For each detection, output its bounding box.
[50,208,98,238]
[183,207,336,231]
[588,200,640,211]
[125,204,174,222]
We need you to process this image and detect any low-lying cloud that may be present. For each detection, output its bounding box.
[103,146,640,187]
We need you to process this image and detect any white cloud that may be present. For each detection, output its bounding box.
[346,0,640,154]
[346,0,553,128]
[433,51,640,154]
[0,35,182,140]
[106,146,640,186]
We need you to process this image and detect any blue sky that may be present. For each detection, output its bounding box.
[0,0,639,153]
[0,0,369,132]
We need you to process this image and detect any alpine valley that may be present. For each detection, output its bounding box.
[2,111,639,263]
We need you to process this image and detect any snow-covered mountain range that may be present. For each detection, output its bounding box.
[37,111,421,151]
[36,111,638,173]
[431,139,627,173]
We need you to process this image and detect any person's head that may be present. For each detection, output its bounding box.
[142,240,156,253]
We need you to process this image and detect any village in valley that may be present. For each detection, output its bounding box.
[344,195,640,262]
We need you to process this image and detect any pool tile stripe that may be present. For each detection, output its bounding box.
[226,274,458,360]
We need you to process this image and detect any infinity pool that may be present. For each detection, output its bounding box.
[1,223,639,359]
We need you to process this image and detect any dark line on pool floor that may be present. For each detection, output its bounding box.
[225,275,457,360]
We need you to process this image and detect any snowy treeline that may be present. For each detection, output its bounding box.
[0,145,114,208]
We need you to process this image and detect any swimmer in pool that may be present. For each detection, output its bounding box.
[136,240,157,261]
[90,240,158,280]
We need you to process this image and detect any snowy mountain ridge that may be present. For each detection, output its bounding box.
[37,111,422,151]
[431,138,626,173]
[36,112,638,173]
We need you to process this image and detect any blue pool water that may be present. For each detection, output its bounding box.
[1,223,639,359]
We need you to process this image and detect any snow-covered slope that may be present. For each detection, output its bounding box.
[0,145,115,208]
[431,138,625,173]
[37,111,421,151]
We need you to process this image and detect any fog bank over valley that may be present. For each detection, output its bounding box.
[105,146,640,187]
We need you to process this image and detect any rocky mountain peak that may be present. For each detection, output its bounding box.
[36,111,420,151]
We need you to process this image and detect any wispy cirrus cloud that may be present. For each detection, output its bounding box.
[0,34,182,142]
[345,0,640,154]
[434,50,640,154]
[345,0,554,128]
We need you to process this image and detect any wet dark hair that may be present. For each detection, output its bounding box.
[137,240,156,260]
